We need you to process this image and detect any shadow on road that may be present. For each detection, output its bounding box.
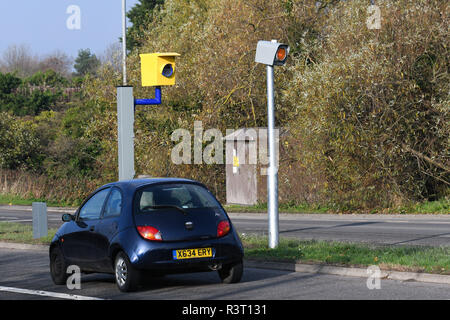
[78,266,296,295]
[389,232,450,246]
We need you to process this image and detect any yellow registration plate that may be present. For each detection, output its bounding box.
[173,248,213,260]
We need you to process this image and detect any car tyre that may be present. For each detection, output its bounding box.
[114,251,141,292]
[50,246,69,285]
[218,261,243,284]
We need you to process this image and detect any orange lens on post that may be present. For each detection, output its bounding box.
[276,47,287,61]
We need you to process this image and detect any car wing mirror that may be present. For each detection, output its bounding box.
[62,213,74,222]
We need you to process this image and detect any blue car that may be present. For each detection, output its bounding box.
[49,178,244,292]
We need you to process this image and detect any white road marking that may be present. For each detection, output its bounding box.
[0,286,104,300]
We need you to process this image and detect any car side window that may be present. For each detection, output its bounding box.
[79,188,110,220]
[103,188,122,218]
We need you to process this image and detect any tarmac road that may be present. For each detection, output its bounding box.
[231,213,450,247]
[0,247,449,300]
[0,206,449,247]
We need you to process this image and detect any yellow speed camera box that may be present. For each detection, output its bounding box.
[140,52,180,87]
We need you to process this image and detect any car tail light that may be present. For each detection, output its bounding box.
[217,220,230,238]
[137,225,163,241]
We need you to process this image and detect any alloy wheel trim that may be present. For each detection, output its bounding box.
[115,257,128,287]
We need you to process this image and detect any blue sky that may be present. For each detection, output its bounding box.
[0,0,140,59]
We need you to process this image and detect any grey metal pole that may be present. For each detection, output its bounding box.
[117,86,135,180]
[266,64,279,249]
[122,0,127,85]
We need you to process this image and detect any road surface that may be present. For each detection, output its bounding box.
[0,247,449,300]
[1,206,449,246]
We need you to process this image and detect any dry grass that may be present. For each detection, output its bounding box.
[0,169,98,206]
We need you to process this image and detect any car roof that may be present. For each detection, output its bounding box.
[104,178,202,190]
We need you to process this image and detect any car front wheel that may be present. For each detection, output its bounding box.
[50,246,69,285]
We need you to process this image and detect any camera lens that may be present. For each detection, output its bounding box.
[162,64,174,78]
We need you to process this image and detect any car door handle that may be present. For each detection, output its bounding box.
[89,226,95,232]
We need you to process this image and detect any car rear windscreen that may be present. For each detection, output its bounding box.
[135,183,221,213]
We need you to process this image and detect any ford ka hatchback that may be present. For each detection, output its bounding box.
[49,178,244,292]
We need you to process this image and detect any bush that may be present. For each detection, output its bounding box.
[26,70,69,87]
[0,71,62,116]
[284,0,449,210]
[0,112,43,171]
[0,72,21,94]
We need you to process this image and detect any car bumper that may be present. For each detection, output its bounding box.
[128,232,244,273]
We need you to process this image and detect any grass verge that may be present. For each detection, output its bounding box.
[0,193,74,208]
[1,222,448,275]
[224,202,330,214]
[224,199,449,214]
[392,199,450,214]
[0,222,57,245]
[1,193,447,214]
[241,234,450,275]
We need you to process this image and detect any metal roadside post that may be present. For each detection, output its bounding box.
[122,0,127,86]
[117,86,135,181]
[116,53,180,181]
[255,39,289,249]
[266,62,279,249]
[32,202,48,239]
[117,1,180,181]
[117,0,132,181]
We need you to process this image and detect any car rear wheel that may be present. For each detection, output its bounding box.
[50,246,69,285]
[218,261,243,284]
[114,251,141,292]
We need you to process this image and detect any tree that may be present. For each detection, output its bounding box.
[0,72,21,95]
[73,49,100,77]
[0,112,43,171]
[100,42,123,73]
[38,51,73,78]
[126,0,165,52]
[0,44,39,77]
[0,71,62,116]
[26,70,68,87]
